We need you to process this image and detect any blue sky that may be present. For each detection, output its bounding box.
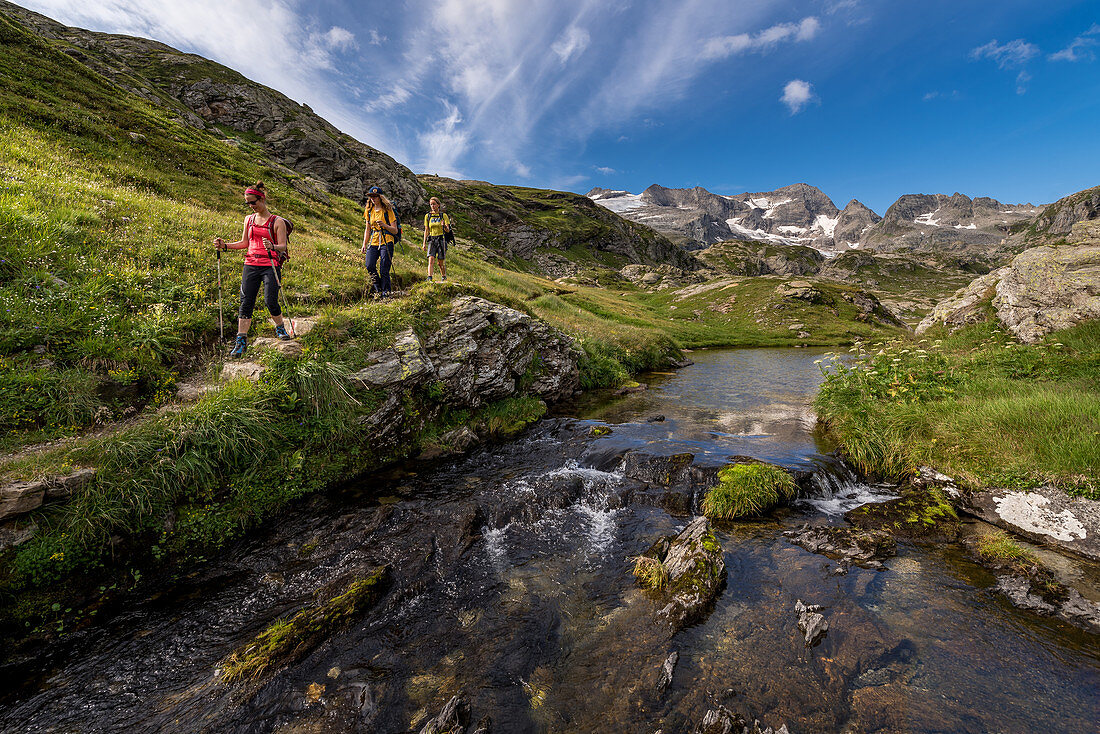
[20,0,1100,213]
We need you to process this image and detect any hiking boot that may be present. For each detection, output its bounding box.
[274,324,292,341]
[441,276,447,282]
[229,334,247,358]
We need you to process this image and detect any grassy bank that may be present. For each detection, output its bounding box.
[815,315,1100,496]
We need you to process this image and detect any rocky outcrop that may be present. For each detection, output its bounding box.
[846,485,960,541]
[697,240,824,277]
[1,2,426,211]
[916,220,1100,341]
[961,484,1100,562]
[0,469,96,532]
[653,517,727,631]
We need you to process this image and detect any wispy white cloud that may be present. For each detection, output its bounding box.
[700,16,819,60]
[781,79,815,114]
[418,101,469,177]
[970,38,1039,69]
[552,26,591,63]
[1049,24,1100,62]
[368,29,387,46]
[19,0,402,158]
[594,166,617,175]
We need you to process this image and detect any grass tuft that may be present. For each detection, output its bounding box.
[632,556,669,591]
[702,463,796,519]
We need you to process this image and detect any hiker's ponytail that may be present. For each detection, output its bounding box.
[246,181,267,199]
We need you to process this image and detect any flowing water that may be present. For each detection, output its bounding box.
[1,348,1098,733]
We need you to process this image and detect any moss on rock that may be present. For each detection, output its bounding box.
[220,565,389,684]
[846,486,960,540]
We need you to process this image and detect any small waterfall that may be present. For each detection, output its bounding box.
[481,460,628,566]
[801,455,899,516]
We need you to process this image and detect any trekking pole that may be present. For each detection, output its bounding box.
[263,239,296,337]
[216,246,225,342]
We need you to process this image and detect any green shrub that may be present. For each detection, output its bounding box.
[702,463,796,519]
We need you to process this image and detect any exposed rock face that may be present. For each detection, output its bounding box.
[590,182,848,252]
[775,280,833,305]
[995,577,1100,632]
[2,2,426,211]
[419,694,477,734]
[0,468,96,522]
[917,221,1100,341]
[833,199,882,248]
[961,485,1100,562]
[864,192,1037,257]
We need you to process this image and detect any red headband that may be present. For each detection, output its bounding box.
[245,188,265,199]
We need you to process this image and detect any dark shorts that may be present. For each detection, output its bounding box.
[426,235,447,259]
[239,263,281,319]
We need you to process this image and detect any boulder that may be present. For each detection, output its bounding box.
[251,337,304,358]
[221,362,266,381]
[846,485,960,541]
[655,517,727,630]
[918,222,1100,341]
[775,280,832,305]
[422,296,581,407]
[0,520,37,552]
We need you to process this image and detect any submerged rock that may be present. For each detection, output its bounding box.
[418,694,473,734]
[846,485,960,541]
[656,650,679,695]
[783,524,896,571]
[795,599,829,647]
[693,706,744,734]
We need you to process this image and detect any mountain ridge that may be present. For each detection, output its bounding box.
[588,182,1040,256]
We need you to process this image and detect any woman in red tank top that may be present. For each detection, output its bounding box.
[213,181,291,357]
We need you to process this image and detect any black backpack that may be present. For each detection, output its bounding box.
[384,209,403,243]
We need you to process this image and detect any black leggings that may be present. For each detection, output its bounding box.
[239,264,282,319]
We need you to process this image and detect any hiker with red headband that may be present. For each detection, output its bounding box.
[213,181,292,358]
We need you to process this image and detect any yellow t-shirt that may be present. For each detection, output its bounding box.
[365,206,395,245]
[424,212,450,237]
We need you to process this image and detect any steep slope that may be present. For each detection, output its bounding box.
[833,199,882,248]
[1011,184,1100,246]
[0,0,426,210]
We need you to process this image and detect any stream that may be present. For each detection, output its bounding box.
[1,348,1097,733]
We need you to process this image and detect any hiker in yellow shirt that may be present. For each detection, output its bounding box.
[422,197,451,282]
